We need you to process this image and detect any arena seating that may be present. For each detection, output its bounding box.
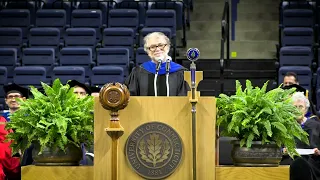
[0,0,190,109]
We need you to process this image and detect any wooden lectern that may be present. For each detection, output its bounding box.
[94,71,216,180]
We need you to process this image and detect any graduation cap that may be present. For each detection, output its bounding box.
[282,84,309,98]
[3,83,30,98]
[67,80,91,95]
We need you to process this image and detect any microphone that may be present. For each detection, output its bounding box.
[165,56,172,97]
[156,58,162,74]
[165,56,171,73]
[154,58,162,97]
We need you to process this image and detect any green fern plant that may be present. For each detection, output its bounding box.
[216,80,309,158]
[5,79,94,155]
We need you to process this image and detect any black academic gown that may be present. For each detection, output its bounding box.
[294,116,320,180]
[125,61,190,96]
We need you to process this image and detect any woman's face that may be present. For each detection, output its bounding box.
[293,99,307,120]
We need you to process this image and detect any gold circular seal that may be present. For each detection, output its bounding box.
[99,83,130,111]
[125,122,183,179]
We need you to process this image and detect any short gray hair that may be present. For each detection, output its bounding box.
[292,92,310,109]
[143,32,171,52]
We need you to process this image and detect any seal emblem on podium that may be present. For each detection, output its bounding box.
[125,122,183,179]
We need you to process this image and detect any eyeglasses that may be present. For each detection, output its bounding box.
[148,44,167,52]
[6,95,22,99]
[74,92,87,96]
[295,105,306,110]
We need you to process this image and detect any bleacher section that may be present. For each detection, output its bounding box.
[276,0,320,114]
[0,0,192,109]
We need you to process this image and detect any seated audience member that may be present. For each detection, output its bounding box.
[283,72,299,87]
[125,32,189,96]
[90,86,101,97]
[0,84,30,179]
[283,84,316,116]
[67,80,93,165]
[288,92,320,179]
[67,80,91,98]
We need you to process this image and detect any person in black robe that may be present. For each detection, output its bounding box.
[90,85,101,97]
[67,80,92,98]
[289,91,320,180]
[125,32,190,96]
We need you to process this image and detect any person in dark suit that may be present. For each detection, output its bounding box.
[283,72,299,87]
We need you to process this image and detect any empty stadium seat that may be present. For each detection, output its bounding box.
[279,46,313,67]
[59,48,93,81]
[65,28,97,59]
[0,28,23,58]
[282,27,313,47]
[91,66,124,86]
[22,48,56,78]
[29,28,61,57]
[145,10,176,38]
[278,66,312,91]
[282,9,314,27]
[108,9,139,33]
[36,9,67,40]
[0,66,7,110]
[135,47,149,65]
[42,1,72,25]
[6,1,36,25]
[280,1,314,25]
[78,1,109,26]
[13,66,47,88]
[0,48,18,81]
[0,9,31,41]
[97,48,129,76]
[52,66,86,84]
[115,1,145,28]
[71,9,102,41]
[103,28,135,60]
[151,2,183,30]
[315,68,320,91]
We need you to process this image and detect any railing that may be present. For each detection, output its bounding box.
[220,0,230,94]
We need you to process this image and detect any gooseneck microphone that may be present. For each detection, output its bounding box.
[165,56,172,97]
[154,58,162,97]
[155,59,162,74]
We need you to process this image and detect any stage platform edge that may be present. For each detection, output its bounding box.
[22,165,289,180]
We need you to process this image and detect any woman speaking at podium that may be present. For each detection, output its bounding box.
[125,32,189,96]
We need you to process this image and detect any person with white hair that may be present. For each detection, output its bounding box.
[125,32,189,96]
[289,91,320,180]
[292,92,311,125]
